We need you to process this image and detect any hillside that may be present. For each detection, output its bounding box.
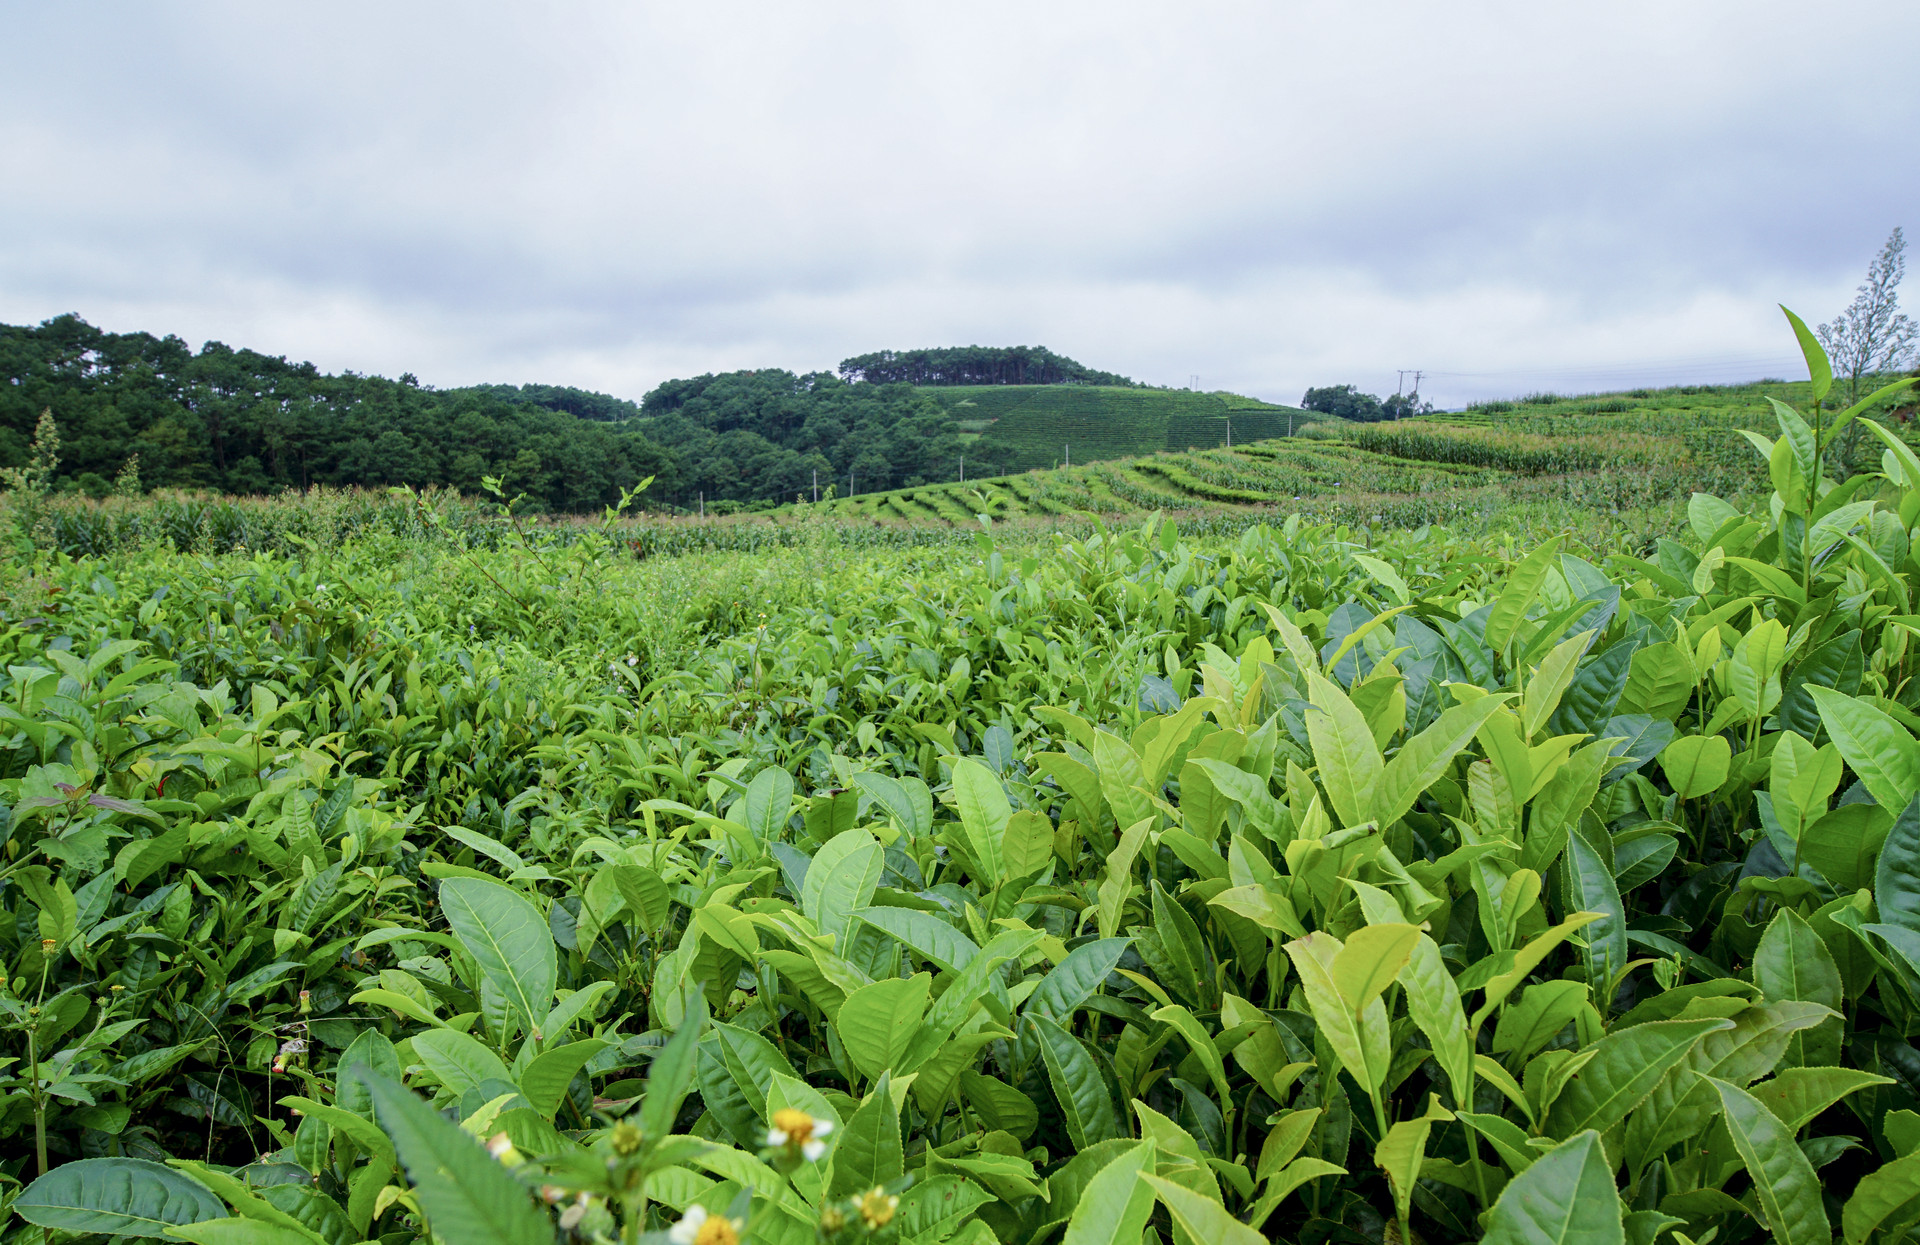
[923,384,1320,472]
[805,378,1899,527]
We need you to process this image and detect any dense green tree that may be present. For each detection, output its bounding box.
[1302,383,1387,422]
[836,344,1139,387]
[0,315,675,511]
[636,368,965,503]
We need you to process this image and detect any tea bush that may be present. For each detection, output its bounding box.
[5,318,1920,1243]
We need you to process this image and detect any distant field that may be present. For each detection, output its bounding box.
[807,378,1905,528]
[920,384,1321,470]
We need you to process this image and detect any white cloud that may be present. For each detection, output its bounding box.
[1,0,1914,408]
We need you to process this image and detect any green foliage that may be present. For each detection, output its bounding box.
[838,345,1140,388]
[0,315,670,511]
[13,311,1920,1242]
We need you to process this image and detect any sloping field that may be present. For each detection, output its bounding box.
[811,377,1913,527]
[921,384,1319,470]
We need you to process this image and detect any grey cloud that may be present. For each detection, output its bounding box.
[2,1,1916,409]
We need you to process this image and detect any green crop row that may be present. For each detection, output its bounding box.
[7,325,1920,1245]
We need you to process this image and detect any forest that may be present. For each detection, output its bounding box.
[836,346,1141,388]
[634,369,988,507]
[0,315,671,512]
[1,317,1089,513]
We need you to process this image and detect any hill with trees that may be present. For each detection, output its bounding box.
[0,314,672,511]
[634,368,969,506]
[837,345,1139,387]
[3,315,1311,511]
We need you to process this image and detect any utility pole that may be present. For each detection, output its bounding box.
[959,455,965,483]
[1225,414,1232,449]
[1065,444,1070,468]
[698,490,704,518]
[812,469,818,503]
[1396,370,1410,396]
[1189,374,1201,390]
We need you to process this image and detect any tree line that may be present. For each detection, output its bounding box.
[0,315,671,511]
[1301,383,1434,422]
[836,345,1140,387]
[635,368,997,509]
[0,315,1024,512]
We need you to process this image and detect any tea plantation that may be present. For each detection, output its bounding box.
[6,320,1920,1244]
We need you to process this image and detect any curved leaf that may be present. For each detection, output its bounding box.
[12,1158,223,1239]
[1482,1130,1622,1245]
[437,877,556,1040]
[835,973,931,1081]
[411,1027,512,1098]
[1813,686,1920,814]
[1026,936,1131,1022]
[829,1072,903,1200]
[1030,1012,1121,1150]
[1060,1139,1158,1245]
[1877,794,1920,933]
[1543,1017,1733,1139]
[1844,1150,1920,1245]
[1373,693,1510,827]
[518,1037,608,1120]
[1139,1171,1266,1245]
[855,906,980,973]
[1708,1076,1830,1245]
[358,1069,552,1245]
[803,828,884,947]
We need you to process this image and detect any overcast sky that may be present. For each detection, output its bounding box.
[3,2,1916,408]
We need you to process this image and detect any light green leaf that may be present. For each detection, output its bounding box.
[358,1070,552,1245]
[1060,1140,1158,1245]
[835,973,931,1081]
[1781,305,1833,404]
[1377,1094,1454,1236]
[1092,729,1154,836]
[1813,687,1920,815]
[1749,1067,1892,1135]
[437,877,556,1041]
[517,1037,608,1120]
[951,757,1012,882]
[1139,1171,1266,1245]
[1001,809,1055,880]
[1373,693,1513,828]
[1305,670,1383,828]
[1481,1130,1622,1245]
[1543,1018,1733,1139]
[803,827,884,948]
[167,1220,328,1245]
[411,1028,512,1098]
[1709,1076,1830,1245]
[1399,934,1473,1108]
[1486,537,1566,655]
[1660,734,1731,800]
